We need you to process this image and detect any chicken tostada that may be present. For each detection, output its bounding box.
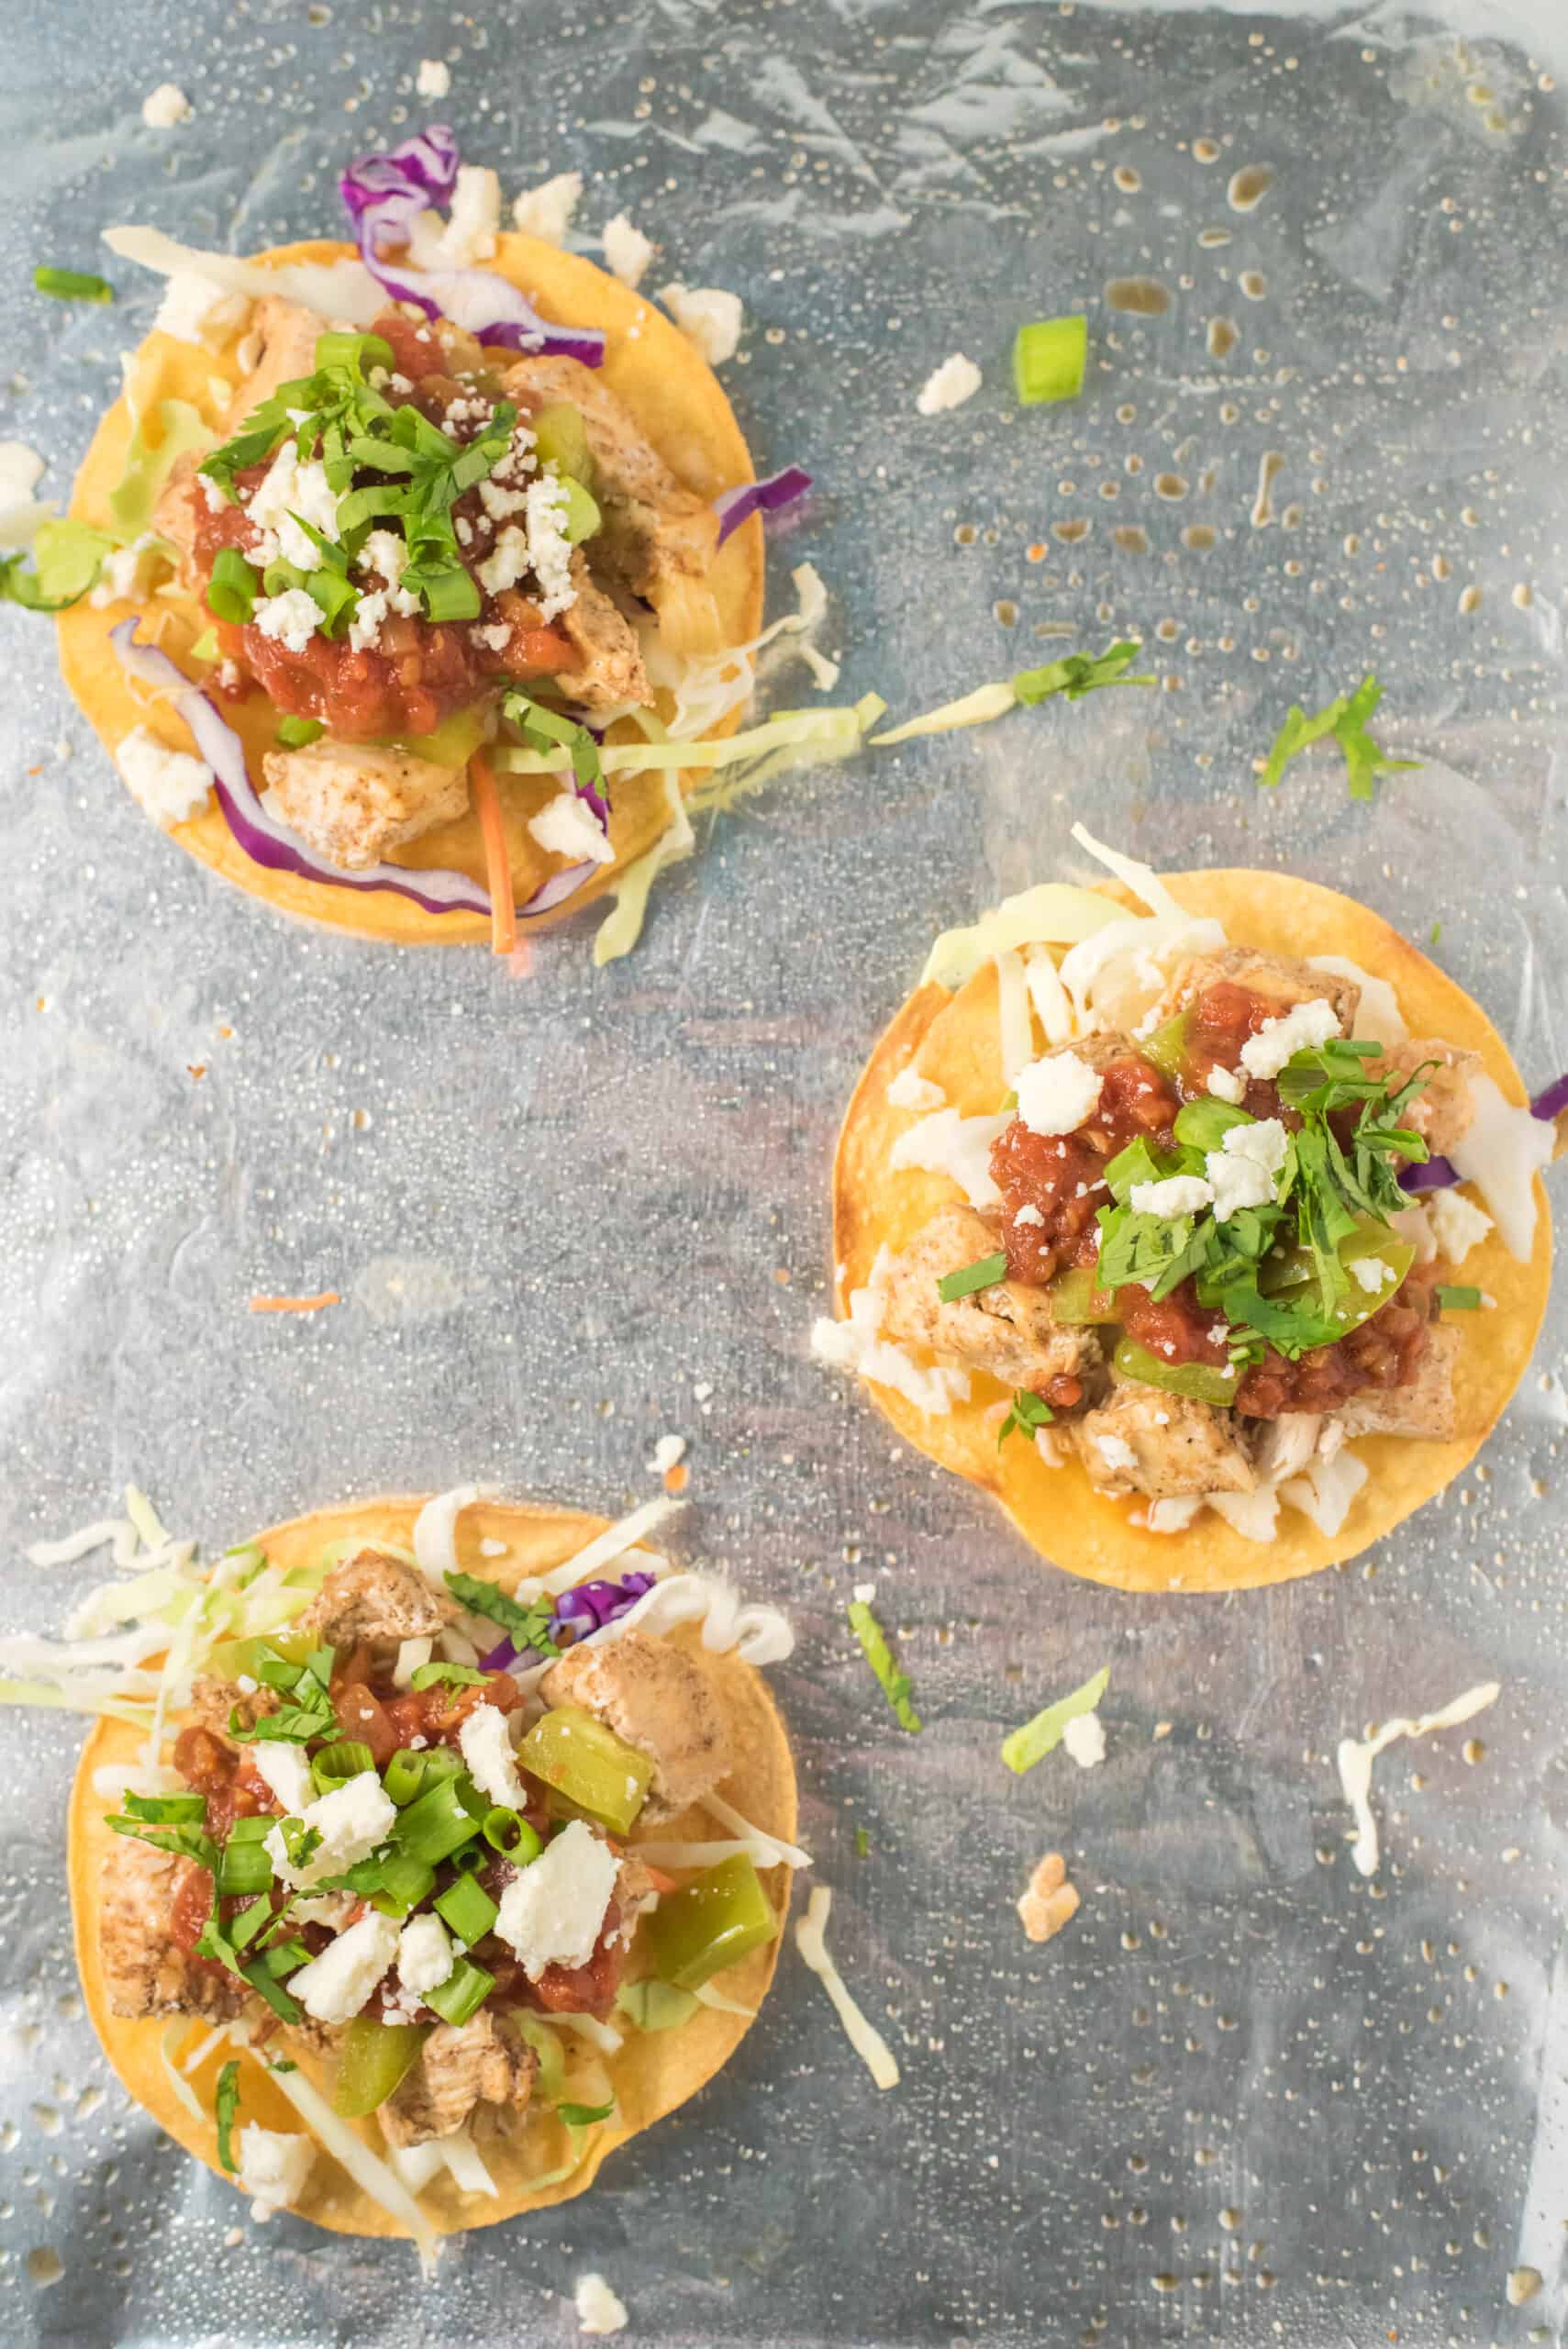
[816,829,1560,1593]
[13,128,827,952]
[9,1486,799,2261]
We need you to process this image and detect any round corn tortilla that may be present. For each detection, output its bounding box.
[831,870,1552,1594]
[59,238,766,945]
[69,1494,797,2237]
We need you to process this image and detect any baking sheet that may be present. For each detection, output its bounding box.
[3,0,1567,2341]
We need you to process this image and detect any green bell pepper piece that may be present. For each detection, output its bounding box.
[643,1854,777,1991]
[1136,1008,1192,1083]
[1113,1335,1242,1408]
[1049,1266,1120,1325]
[515,1706,655,1837]
[331,2016,428,2117]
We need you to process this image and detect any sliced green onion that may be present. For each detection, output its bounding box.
[936,1251,1007,1303]
[217,1836,275,1897]
[482,1808,539,1860]
[370,1852,437,1916]
[383,1751,430,1808]
[215,2060,240,2171]
[277,715,325,749]
[1436,1285,1482,1311]
[311,1740,375,1796]
[1012,315,1087,406]
[35,264,114,304]
[394,1774,484,1866]
[419,566,481,624]
[423,1958,495,2028]
[306,567,358,636]
[206,547,260,626]
[261,558,309,600]
[449,1842,487,1876]
[433,1873,499,1948]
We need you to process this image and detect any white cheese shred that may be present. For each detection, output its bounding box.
[1336,1682,1500,1877]
[256,2050,440,2274]
[794,1886,900,2091]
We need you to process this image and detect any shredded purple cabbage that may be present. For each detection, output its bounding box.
[551,1570,657,1641]
[1532,1074,1568,1122]
[339,127,605,368]
[109,622,595,922]
[1399,1076,1568,1194]
[713,464,813,548]
[479,1636,517,1672]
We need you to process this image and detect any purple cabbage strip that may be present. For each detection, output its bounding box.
[713,464,813,548]
[479,1636,518,1673]
[1399,1155,1458,1194]
[109,621,595,924]
[339,126,605,368]
[1532,1073,1568,1122]
[551,1570,657,1642]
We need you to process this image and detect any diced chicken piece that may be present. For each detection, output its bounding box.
[227,296,325,426]
[879,1205,1105,1397]
[1335,1326,1460,1442]
[184,1673,279,1739]
[1249,1413,1323,1483]
[295,1549,451,1651]
[543,552,650,711]
[1151,945,1359,1031]
[99,1841,248,2021]
[379,2011,538,2148]
[502,353,719,604]
[1369,1041,1481,1158]
[151,299,326,583]
[1073,1382,1257,1499]
[540,1629,730,1825]
[261,740,471,874]
[613,1852,660,1944]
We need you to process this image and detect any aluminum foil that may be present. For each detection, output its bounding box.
[3,0,1568,2341]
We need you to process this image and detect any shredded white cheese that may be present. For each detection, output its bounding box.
[811,1247,971,1418]
[794,1886,899,2090]
[1337,1682,1500,1876]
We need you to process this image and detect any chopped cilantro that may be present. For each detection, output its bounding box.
[557,2099,616,2128]
[409,1661,488,1691]
[1429,920,1442,945]
[214,2060,240,2173]
[1258,674,1421,802]
[936,1250,1007,1302]
[445,1571,560,1659]
[847,1598,922,1733]
[854,1826,870,1859]
[1012,640,1154,705]
[998,1389,1055,1448]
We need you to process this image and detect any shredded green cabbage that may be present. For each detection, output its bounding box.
[921,884,1124,990]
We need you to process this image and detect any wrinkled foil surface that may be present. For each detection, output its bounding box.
[3,1,1567,2342]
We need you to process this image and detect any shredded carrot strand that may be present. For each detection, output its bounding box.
[248,1291,340,1315]
[469,751,517,958]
